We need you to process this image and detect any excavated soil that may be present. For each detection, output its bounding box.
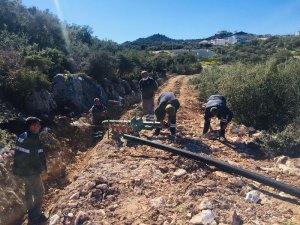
[43,75,300,225]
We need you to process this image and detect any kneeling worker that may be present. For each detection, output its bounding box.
[203,95,233,140]
[154,92,180,135]
[89,98,107,140]
[89,98,107,125]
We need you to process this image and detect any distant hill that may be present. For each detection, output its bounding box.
[206,30,233,40]
[122,34,189,50]
[205,31,256,40]
[122,31,256,50]
[123,34,175,45]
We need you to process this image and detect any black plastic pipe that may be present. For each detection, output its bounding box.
[124,134,300,198]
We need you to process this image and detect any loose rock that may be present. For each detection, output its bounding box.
[199,199,213,210]
[245,190,260,203]
[49,214,60,225]
[173,169,187,177]
[190,210,216,225]
[150,197,166,208]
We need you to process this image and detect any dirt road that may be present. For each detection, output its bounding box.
[44,75,300,225]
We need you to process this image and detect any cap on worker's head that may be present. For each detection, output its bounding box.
[25,117,41,128]
[165,104,175,116]
[141,70,148,76]
[210,107,218,116]
[94,98,100,103]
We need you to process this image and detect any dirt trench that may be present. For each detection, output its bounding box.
[42,75,300,225]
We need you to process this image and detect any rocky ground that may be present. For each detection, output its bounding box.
[0,73,140,225]
[41,75,300,225]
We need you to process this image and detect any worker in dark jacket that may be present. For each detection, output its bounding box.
[154,92,180,135]
[13,117,48,225]
[203,95,233,140]
[89,98,107,141]
[89,98,107,125]
[139,70,158,121]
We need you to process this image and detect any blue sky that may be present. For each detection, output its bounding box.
[22,0,300,44]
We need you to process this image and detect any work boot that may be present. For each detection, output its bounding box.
[169,127,176,136]
[219,131,227,142]
[219,129,226,141]
[28,214,48,224]
[154,127,161,136]
[219,136,227,142]
[37,213,48,223]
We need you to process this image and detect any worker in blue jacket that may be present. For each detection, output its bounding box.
[203,95,233,140]
[13,117,48,225]
[154,92,180,135]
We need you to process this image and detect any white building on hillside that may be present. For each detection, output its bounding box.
[212,38,226,46]
[295,31,300,36]
[199,40,210,45]
[227,36,238,45]
[169,49,215,58]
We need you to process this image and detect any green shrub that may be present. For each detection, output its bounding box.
[0,50,22,76]
[24,54,53,73]
[191,59,300,130]
[192,59,300,156]
[3,68,50,106]
[0,30,28,51]
[24,48,71,79]
[85,51,117,82]
[255,118,300,156]
[189,65,223,99]
[0,128,15,148]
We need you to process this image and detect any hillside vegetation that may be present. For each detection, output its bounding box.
[221,36,300,64]
[1,0,300,157]
[0,0,202,107]
[191,54,300,156]
[189,29,300,157]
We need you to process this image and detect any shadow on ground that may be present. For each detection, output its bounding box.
[219,140,267,160]
[125,131,211,155]
[248,183,300,206]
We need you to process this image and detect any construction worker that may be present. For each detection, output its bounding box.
[89,98,107,141]
[89,98,107,125]
[203,95,233,140]
[139,70,158,121]
[154,92,180,135]
[13,117,48,225]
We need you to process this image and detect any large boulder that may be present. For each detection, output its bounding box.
[52,74,136,113]
[105,80,135,100]
[52,74,107,112]
[26,89,57,114]
[102,79,120,100]
[120,80,134,95]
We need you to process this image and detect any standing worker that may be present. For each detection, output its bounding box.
[154,92,180,135]
[139,70,158,121]
[203,95,233,140]
[13,117,48,225]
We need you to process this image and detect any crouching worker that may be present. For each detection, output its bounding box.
[154,92,180,135]
[13,117,48,225]
[89,98,107,141]
[203,95,233,141]
[89,98,107,125]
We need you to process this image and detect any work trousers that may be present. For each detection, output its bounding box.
[142,97,155,121]
[23,174,45,222]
